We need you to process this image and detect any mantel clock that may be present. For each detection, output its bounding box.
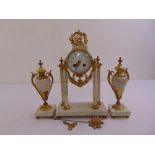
[56,30,107,118]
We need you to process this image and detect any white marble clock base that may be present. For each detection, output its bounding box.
[35,105,56,118]
[108,104,131,118]
[55,102,107,118]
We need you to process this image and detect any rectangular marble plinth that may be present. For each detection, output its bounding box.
[108,104,131,118]
[35,105,56,118]
[56,102,107,117]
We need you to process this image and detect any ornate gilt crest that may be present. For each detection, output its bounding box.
[69,30,88,46]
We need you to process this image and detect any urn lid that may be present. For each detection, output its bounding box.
[114,57,127,77]
[36,60,46,75]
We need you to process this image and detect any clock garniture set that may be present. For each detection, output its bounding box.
[31,30,131,130]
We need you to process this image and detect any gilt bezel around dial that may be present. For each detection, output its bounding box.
[66,48,93,75]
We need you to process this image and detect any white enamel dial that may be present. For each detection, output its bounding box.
[66,50,92,74]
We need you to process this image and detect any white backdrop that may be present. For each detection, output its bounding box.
[0,19,155,84]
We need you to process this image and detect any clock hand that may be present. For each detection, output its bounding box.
[75,60,81,67]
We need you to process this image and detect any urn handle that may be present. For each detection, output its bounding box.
[107,70,114,90]
[31,72,42,98]
[46,70,54,93]
[125,68,129,80]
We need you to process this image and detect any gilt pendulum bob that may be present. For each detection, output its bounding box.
[56,30,107,118]
[107,57,131,118]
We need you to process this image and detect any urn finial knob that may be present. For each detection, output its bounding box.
[114,57,127,77]
[37,60,46,75]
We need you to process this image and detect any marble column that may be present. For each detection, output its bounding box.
[97,68,101,105]
[60,67,70,110]
[92,68,100,109]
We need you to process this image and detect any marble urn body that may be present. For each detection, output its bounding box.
[35,77,51,101]
[111,76,128,102]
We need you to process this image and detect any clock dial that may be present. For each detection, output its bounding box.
[66,50,92,74]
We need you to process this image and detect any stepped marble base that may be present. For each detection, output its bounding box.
[55,102,107,118]
[108,104,131,118]
[35,105,56,118]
